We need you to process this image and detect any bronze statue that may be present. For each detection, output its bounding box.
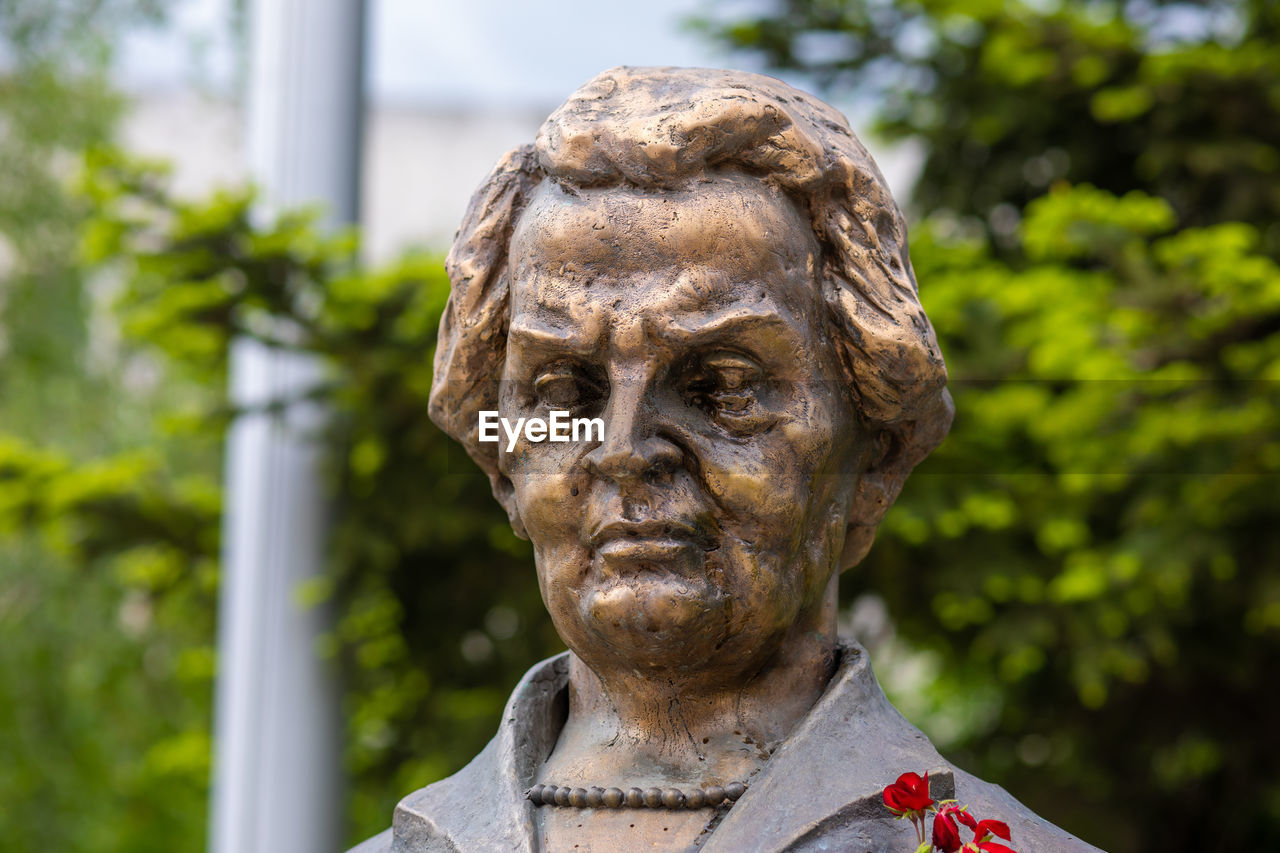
[351,67,1099,853]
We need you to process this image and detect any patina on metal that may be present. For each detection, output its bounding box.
[349,66,1099,853]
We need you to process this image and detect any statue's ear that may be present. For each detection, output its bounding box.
[839,432,909,571]
[488,470,528,539]
[839,393,954,570]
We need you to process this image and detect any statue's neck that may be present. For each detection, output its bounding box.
[543,581,840,787]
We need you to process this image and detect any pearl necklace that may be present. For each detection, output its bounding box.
[527,781,747,810]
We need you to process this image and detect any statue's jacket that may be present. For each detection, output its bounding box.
[351,642,1101,853]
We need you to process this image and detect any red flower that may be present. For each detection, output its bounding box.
[932,808,963,853]
[973,819,1011,843]
[958,814,1016,853]
[881,771,934,815]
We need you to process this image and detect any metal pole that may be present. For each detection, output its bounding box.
[210,3,365,852]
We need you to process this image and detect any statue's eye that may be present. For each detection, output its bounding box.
[686,352,761,418]
[534,366,599,409]
[703,352,757,392]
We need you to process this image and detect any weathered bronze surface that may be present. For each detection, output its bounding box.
[350,67,1099,853]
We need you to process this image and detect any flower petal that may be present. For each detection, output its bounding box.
[976,842,1018,853]
[975,819,1011,841]
[932,811,963,853]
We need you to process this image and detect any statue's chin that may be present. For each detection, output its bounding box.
[577,576,730,668]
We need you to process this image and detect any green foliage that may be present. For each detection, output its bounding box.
[0,535,213,853]
[696,0,1280,251]
[0,418,217,853]
[870,187,1280,848]
[0,5,217,849]
[0,0,167,380]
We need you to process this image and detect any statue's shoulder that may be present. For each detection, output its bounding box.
[946,766,1103,853]
[344,653,569,853]
[343,737,500,853]
[702,642,1102,852]
[775,765,1101,853]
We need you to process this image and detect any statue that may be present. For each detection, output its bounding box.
[351,67,1099,853]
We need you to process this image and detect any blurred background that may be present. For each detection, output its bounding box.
[1,1,1277,851]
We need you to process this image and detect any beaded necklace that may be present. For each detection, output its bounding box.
[527,781,747,810]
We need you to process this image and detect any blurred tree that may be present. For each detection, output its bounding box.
[696,0,1280,252]
[873,191,1280,851]
[0,0,165,391]
[0,3,215,851]
[697,1,1280,850]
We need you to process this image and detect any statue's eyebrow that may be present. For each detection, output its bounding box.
[662,310,798,350]
[507,320,593,356]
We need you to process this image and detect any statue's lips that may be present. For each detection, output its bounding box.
[597,536,697,561]
[588,519,711,564]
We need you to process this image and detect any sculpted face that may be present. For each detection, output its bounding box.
[498,174,868,683]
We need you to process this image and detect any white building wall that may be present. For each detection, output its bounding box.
[120,94,547,260]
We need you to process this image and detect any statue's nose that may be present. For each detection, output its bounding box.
[580,380,681,482]
[581,435,682,482]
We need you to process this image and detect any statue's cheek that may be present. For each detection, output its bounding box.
[696,426,833,541]
[516,470,587,542]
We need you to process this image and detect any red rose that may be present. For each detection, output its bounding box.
[881,771,934,815]
[932,808,963,853]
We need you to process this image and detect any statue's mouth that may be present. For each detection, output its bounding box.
[588,518,715,566]
[596,535,697,562]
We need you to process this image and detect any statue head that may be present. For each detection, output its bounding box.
[429,67,952,684]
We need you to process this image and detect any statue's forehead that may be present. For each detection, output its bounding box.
[510,175,817,274]
[508,176,820,322]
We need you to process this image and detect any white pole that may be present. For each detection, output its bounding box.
[210,3,365,853]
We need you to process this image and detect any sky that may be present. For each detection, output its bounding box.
[114,0,779,111]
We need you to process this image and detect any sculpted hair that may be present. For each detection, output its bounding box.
[429,66,953,563]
